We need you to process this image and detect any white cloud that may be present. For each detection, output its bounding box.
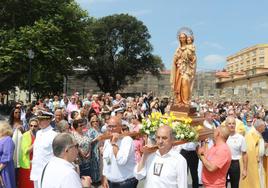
[203,41,225,50]
[203,54,226,64]
[198,54,226,71]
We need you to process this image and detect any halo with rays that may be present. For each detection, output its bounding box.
[177,27,194,37]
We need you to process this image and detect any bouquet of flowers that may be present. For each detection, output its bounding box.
[141,112,198,142]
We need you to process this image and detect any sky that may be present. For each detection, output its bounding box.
[76,0,268,71]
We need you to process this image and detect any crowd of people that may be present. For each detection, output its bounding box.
[0,91,268,188]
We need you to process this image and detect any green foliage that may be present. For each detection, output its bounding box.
[82,14,164,94]
[0,3,163,96]
[0,0,93,96]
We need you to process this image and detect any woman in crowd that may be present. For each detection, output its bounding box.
[91,95,101,115]
[61,108,69,121]
[18,118,39,188]
[123,105,135,123]
[225,116,248,188]
[60,96,69,109]
[87,116,102,187]
[101,97,112,116]
[9,107,24,180]
[131,114,144,163]
[76,100,83,112]
[72,119,91,177]
[150,101,160,113]
[0,121,16,188]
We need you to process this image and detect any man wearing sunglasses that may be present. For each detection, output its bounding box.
[102,116,137,188]
[40,133,91,188]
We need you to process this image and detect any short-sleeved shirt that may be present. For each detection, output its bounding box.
[41,157,82,188]
[227,133,247,160]
[202,143,231,188]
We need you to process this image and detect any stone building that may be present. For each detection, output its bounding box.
[192,71,218,99]
[66,70,171,97]
[216,44,268,106]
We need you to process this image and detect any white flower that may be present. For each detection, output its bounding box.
[190,132,195,137]
[180,134,185,139]
[145,130,150,135]
[146,121,151,128]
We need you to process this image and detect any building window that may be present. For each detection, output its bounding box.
[259,48,264,56]
[259,57,265,64]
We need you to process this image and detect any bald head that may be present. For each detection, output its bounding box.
[109,116,121,126]
[156,125,174,140]
[107,116,122,133]
[156,125,174,155]
[215,126,230,141]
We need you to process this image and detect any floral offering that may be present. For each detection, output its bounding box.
[141,112,198,142]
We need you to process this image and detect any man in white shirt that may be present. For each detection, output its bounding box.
[102,116,138,188]
[40,133,91,188]
[134,125,187,188]
[30,111,58,188]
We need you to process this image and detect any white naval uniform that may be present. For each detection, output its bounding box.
[30,126,58,187]
[134,148,188,188]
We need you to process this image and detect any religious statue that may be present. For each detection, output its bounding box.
[170,27,197,107]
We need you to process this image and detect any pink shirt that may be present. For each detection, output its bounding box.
[66,103,78,120]
[91,101,100,115]
[202,143,231,188]
[132,124,143,163]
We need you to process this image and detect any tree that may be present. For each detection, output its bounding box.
[0,0,94,96]
[82,14,164,94]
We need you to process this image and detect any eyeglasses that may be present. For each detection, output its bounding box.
[107,124,117,129]
[67,143,79,150]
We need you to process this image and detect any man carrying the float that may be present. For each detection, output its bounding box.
[134,125,187,188]
[102,116,138,188]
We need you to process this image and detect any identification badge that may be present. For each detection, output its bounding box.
[105,157,111,165]
[153,162,163,176]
